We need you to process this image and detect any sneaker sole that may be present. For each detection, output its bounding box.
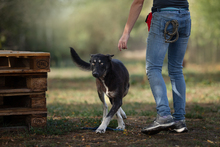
[141,122,175,135]
[173,127,188,133]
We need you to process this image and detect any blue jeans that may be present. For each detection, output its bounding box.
[146,10,191,121]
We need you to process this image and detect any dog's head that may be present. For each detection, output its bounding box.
[90,54,114,79]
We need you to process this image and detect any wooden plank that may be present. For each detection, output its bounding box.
[0,88,32,94]
[0,108,47,116]
[0,51,50,57]
[0,69,50,73]
[0,72,47,76]
[0,92,45,97]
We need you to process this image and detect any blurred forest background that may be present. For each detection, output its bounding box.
[0,0,220,67]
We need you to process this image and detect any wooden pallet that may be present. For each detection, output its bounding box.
[0,113,47,132]
[0,51,50,73]
[0,93,47,131]
[0,50,50,131]
[0,73,47,93]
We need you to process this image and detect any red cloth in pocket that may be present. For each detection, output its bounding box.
[146,12,152,31]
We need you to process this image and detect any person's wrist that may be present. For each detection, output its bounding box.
[122,29,130,36]
[122,32,130,38]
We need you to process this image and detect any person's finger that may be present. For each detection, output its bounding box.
[118,42,122,51]
[123,42,127,49]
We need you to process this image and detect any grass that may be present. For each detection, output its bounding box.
[0,60,220,146]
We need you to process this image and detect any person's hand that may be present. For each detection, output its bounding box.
[118,33,130,51]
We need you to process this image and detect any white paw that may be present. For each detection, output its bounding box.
[95,128,106,134]
[96,117,110,133]
[95,124,107,134]
[116,124,125,130]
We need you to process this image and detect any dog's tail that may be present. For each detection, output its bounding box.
[70,47,91,71]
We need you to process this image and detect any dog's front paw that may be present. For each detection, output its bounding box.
[116,124,125,130]
[95,128,106,134]
[95,126,106,134]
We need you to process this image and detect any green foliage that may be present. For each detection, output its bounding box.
[1,0,220,65]
[189,0,220,63]
[67,0,150,54]
[0,0,150,66]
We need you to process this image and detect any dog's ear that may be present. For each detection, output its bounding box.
[90,54,95,63]
[107,54,114,60]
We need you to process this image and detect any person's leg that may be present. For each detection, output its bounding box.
[168,38,188,133]
[145,14,171,117]
[168,10,191,133]
[168,37,188,121]
[142,12,174,135]
[146,37,171,116]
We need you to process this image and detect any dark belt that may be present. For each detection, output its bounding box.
[152,7,189,13]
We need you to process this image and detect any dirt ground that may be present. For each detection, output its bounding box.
[1,64,220,147]
[1,115,219,147]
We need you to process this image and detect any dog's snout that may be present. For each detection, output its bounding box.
[92,72,99,78]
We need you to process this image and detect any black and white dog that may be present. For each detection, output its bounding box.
[70,47,129,133]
